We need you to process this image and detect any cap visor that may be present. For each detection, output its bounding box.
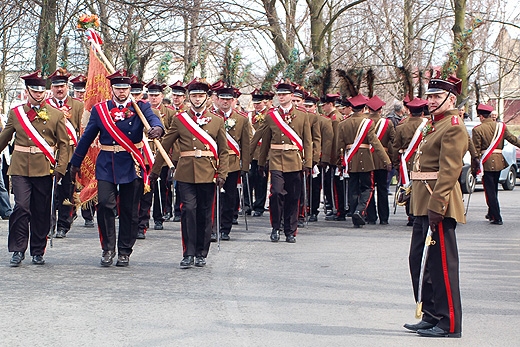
[27,85,46,92]
[112,84,131,89]
[425,88,447,95]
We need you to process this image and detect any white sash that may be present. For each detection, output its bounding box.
[178,112,219,158]
[226,132,240,156]
[271,109,303,151]
[400,118,428,186]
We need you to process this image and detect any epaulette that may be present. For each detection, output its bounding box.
[166,105,176,111]
[137,99,149,104]
[210,109,223,119]
[473,123,481,128]
[398,118,407,125]
[295,105,307,112]
[72,97,83,102]
[451,116,460,126]
[234,108,248,118]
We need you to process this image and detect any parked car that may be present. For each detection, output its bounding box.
[459,121,517,194]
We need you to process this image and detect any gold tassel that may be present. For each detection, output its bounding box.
[144,183,151,194]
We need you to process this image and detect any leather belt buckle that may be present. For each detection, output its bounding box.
[113,145,120,153]
[194,149,202,158]
[30,146,38,154]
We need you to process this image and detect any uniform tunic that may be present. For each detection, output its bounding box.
[71,99,163,255]
[152,108,229,258]
[472,117,520,222]
[0,104,69,256]
[409,109,466,335]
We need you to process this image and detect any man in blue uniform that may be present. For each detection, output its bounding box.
[70,70,164,267]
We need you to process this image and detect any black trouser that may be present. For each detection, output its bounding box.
[250,160,268,213]
[483,170,501,222]
[310,169,322,215]
[81,204,95,221]
[349,171,374,225]
[138,179,156,232]
[153,166,171,222]
[54,163,74,232]
[178,181,215,258]
[323,166,334,212]
[366,169,390,223]
[269,170,301,236]
[9,175,52,256]
[333,173,346,217]
[219,170,239,235]
[173,181,181,217]
[298,171,310,219]
[97,179,142,256]
[410,216,462,334]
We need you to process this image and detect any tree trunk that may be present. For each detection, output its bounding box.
[35,0,57,81]
[307,0,326,69]
[453,0,467,104]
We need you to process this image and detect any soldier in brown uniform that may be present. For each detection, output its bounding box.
[366,95,395,225]
[392,98,429,226]
[336,94,391,227]
[1,71,69,266]
[472,103,520,225]
[150,78,229,268]
[321,94,345,220]
[169,81,187,223]
[211,86,251,240]
[248,90,270,217]
[146,80,175,231]
[304,94,333,221]
[46,69,84,238]
[254,81,312,243]
[404,76,465,338]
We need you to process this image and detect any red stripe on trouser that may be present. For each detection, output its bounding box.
[363,171,375,214]
[438,222,456,333]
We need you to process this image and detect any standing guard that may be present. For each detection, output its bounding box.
[211,86,251,241]
[336,94,391,227]
[46,69,84,238]
[404,75,465,338]
[253,80,312,243]
[472,103,520,225]
[70,70,164,267]
[365,95,394,225]
[150,78,229,268]
[1,71,69,266]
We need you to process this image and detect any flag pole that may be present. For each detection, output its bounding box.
[89,41,175,171]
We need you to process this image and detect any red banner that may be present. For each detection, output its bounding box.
[77,46,111,206]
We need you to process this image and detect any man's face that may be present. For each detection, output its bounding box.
[74,90,85,100]
[131,92,143,101]
[427,92,455,115]
[189,92,207,109]
[292,96,303,106]
[27,88,46,105]
[277,93,293,107]
[219,97,233,112]
[51,84,69,100]
[112,86,131,102]
[172,95,185,108]
[253,101,266,112]
[322,102,334,114]
[458,107,465,117]
[148,93,163,107]
[304,104,317,113]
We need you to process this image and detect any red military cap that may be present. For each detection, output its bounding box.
[366,95,386,112]
[130,75,145,94]
[186,78,210,95]
[274,79,295,94]
[210,80,225,93]
[169,80,186,96]
[145,79,166,95]
[425,75,462,96]
[406,98,428,114]
[70,74,87,92]
[476,103,493,115]
[106,69,131,88]
[348,94,369,108]
[21,70,46,91]
[319,93,340,105]
[48,68,71,86]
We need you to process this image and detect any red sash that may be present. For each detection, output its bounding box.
[226,132,240,156]
[46,99,78,146]
[178,112,219,159]
[344,118,373,165]
[13,105,56,166]
[370,118,389,153]
[270,109,303,151]
[400,118,428,185]
[95,102,150,190]
[479,122,505,175]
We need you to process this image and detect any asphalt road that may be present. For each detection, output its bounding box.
[1,184,519,346]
